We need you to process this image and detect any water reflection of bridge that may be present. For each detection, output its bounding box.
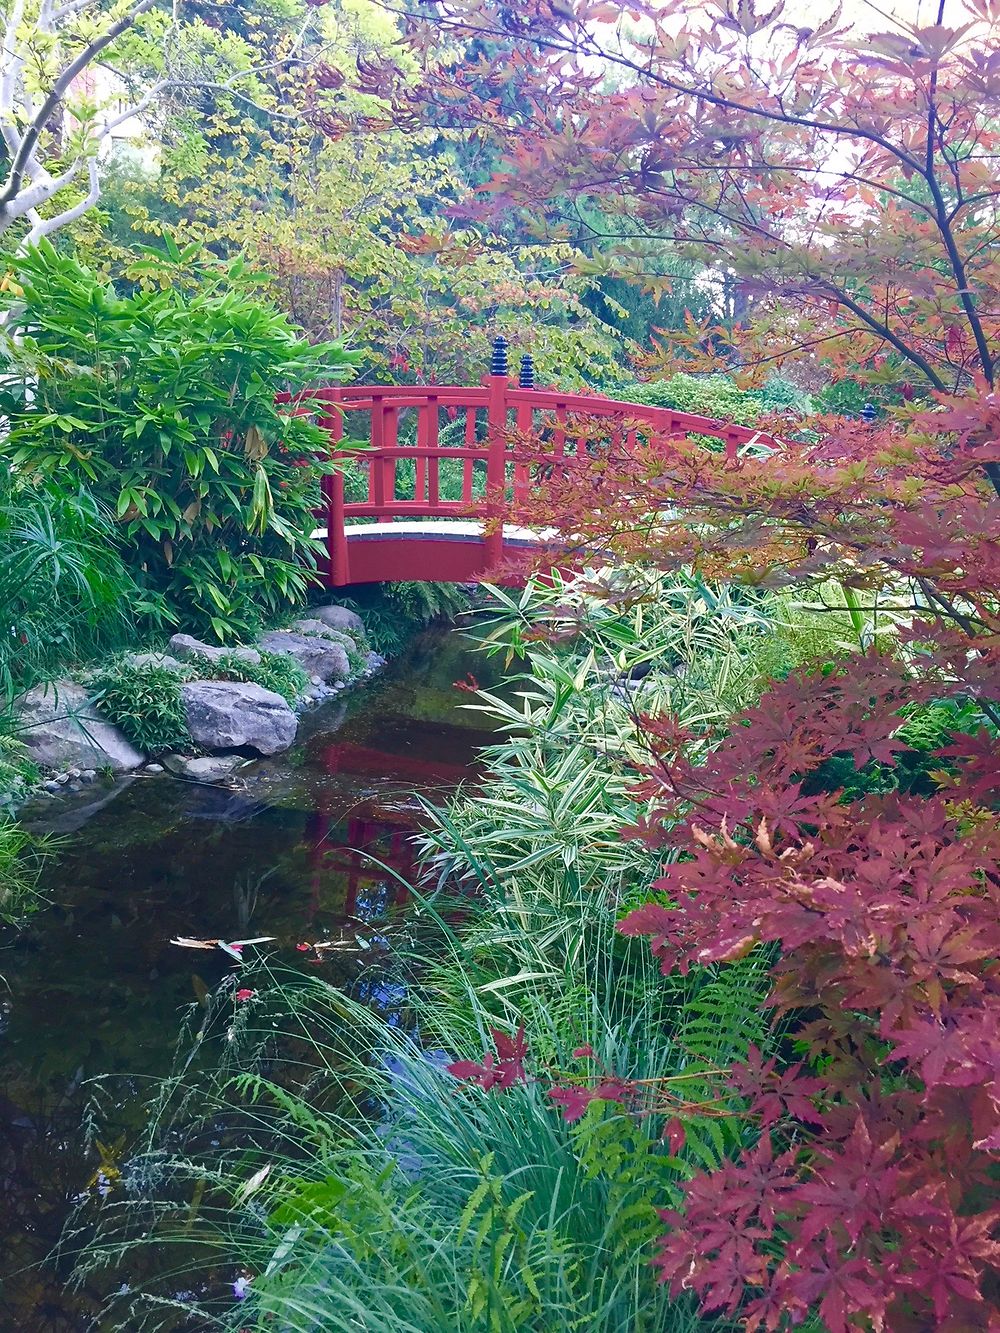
[304,740,471,924]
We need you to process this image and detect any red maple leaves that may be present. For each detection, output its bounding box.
[446,1025,528,1091]
[616,653,1000,1331]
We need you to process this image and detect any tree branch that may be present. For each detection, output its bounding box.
[0,0,156,212]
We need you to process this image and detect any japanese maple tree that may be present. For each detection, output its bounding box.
[351,0,1000,436]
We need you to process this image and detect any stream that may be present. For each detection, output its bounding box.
[0,627,500,1331]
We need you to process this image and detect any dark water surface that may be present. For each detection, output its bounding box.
[0,628,499,1331]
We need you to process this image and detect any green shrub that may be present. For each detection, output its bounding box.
[90,661,191,754]
[0,816,47,923]
[339,582,472,656]
[0,242,359,642]
[0,708,39,798]
[613,372,763,426]
[197,649,309,707]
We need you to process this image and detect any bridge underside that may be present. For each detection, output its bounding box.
[313,521,547,586]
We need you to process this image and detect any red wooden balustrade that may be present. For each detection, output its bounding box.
[281,373,779,587]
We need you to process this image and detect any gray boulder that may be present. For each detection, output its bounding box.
[311,603,365,637]
[291,619,358,655]
[169,634,261,666]
[258,631,350,683]
[181,680,297,755]
[163,753,244,783]
[15,682,145,773]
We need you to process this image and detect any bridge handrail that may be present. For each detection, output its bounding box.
[279,371,782,585]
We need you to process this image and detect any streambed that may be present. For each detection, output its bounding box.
[0,627,500,1331]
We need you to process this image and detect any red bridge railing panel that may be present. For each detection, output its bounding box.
[280,366,780,587]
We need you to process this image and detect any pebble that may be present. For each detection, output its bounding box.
[67,767,81,779]
[310,674,322,685]
[80,769,97,783]
[42,780,61,793]
[145,763,164,774]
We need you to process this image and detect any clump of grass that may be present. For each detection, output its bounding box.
[0,816,48,922]
[90,660,191,754]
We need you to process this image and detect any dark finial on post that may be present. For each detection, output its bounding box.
[860,402,877,424]
[519,353,535,389]
[490,334,509,377]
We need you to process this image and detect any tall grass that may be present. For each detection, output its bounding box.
[0,469,148,697]
[71,570,804,1330]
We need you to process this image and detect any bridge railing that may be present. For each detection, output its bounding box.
[282,339,780,586]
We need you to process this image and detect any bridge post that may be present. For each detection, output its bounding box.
[319,398,349,586]
[485,336,509,568]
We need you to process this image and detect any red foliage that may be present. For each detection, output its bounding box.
[447,1025,529,1091]
[615,650,1000,1330]
[496,405,999,1328]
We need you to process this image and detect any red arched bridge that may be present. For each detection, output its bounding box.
[289,339,779,587]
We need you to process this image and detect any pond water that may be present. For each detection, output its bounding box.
[0,627,500,1332]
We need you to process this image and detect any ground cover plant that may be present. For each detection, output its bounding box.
[0,468,144,698]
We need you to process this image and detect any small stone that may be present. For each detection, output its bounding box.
[67,767,81,779]
[181,680,297,756]
[163,754,243,783]
[310,674,322,686]
[42,780,61,793]
[258,631,349,683]
[311,604,365,636]
[292,619,358,655]
[15,681,144,773]
[79,769,97,782]
[169,634,261,666]
[124,651,185,672]
[145,763,164,774]
[55,772,70,784]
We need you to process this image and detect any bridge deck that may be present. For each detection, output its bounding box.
[312,521,549,585]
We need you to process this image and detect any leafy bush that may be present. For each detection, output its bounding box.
[0,242,358,642]
[89,661,191,754]
[194,649,310,707]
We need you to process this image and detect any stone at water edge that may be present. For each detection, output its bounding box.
[163,754,244,783]
[310,604,365,637]
[257,631,350,683]
[168,634,262,666]
[15,682,145,773]
[181,680,297,756]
